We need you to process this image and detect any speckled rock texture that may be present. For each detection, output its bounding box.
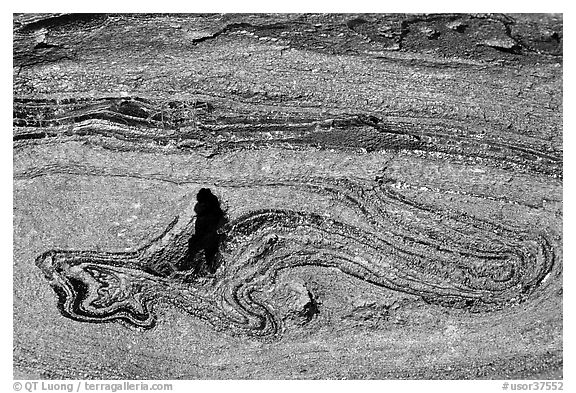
[13,13,562,379]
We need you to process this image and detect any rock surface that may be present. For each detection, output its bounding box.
[13,13,562,379]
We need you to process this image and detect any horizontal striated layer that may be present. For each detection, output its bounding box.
[13,96,562,177]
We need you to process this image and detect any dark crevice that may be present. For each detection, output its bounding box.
[13,131,56,141]
[300,290,320,323]
[33,42,60,50]
[177,188,228,276]
[189,22,253,44]
[18,13,107,33]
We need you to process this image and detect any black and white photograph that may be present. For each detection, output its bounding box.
[11,8,565,386]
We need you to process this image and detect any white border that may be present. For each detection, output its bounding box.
[4,3,570,391]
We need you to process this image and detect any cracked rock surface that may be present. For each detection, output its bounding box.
[13,13,562,379]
